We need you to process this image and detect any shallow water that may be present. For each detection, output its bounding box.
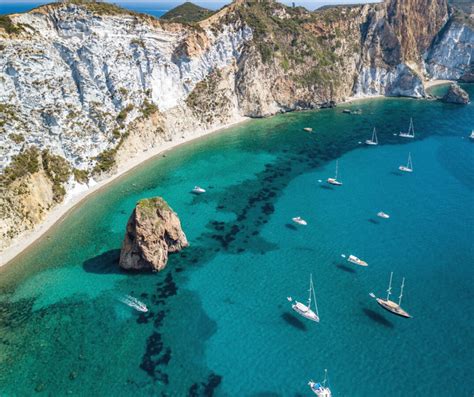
[0,87,473,396]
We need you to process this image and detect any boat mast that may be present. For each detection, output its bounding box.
[409,118,414,137]
[307,274,313,309]
[323,369,328,387]
[386,272,393,301]
[373,127,377,143]
[335,160,339,180]
[408,152,412,170]
[398,277,405,306]
[312,277,319,317]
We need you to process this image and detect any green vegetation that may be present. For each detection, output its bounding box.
[130,38,145,48]
[0,15,22,35]
[73,168,89,184]
[117,104,134,123]
[141,100,159,118]
[161,2,213,24]
[9,133,24,144]
[0,147,40,187]
[92,147,117,174]
[41,150,71,202]
[137,197,169,219]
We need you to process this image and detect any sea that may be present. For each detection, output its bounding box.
[0,84,473,396]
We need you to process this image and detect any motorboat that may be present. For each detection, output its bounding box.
[347,255,368,267]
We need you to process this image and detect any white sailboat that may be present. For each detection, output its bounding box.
[469,130,474,141]
[288,274,320,322]
[309,369,332,397]
[327,160,343,186]
[399,152,413,172]
[365,127,378,145]
[399,118,415,138]
[377,211,390,219]
[369,272,411,318]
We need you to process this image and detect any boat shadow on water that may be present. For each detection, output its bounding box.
[281,311,308,331]
[362,308,394,328]
[285,223,298,231]
[335,263,356,273]
[319,184,334,190]
[368,218,380,225]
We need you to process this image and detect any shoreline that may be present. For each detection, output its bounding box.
[0,116,250,268]
[0,79,456,267]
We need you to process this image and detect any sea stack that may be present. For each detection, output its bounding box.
[442,83,470,104]
[119,197,188,271]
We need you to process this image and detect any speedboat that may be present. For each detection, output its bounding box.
[292,216,307,226]
[309,370,332,397]
[304,127,313,132]
[347,255,368,267]
[192,186,206,194]
[377,211,390,219]
[120,295,148,313]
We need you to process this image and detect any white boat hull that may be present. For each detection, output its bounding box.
[399,133,414,139]
[309,381,332,397]
[365,140,378,146]
[292,301,320,322]
[327,178,342,186]
[377,212,390,219]
[398,166,413,172]
[347,255,368,267]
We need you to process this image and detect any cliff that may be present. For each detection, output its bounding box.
[0,0,472,253]
[119,197,188,271]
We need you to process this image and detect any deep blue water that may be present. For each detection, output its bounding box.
[0,87,473,396]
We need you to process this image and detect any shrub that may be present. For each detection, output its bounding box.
[0,147,40,186]
[9,133,24,144]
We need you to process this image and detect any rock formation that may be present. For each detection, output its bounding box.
[119,197,188,271]
[0,0,473,251]
[442,83,470,104]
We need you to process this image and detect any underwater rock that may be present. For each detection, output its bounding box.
[119,197,188,271]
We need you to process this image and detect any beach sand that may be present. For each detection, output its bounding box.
[0,116,249,267]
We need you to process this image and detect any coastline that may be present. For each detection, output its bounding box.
[0,78,456,268]
[0,116,249,268]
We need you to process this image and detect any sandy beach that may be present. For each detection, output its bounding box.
[0,116,249,267]
[0,79,456,267]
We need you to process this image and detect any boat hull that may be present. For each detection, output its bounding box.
[398,166,413,172]
[292,302,319,322]
[365,140,378,146]
[376,298,411,318]
[399,133,414,139]
[327,178,342,186]
[348,256,368,267]
[377,212,390,219]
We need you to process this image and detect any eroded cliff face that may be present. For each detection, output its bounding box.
[0,0,472,253]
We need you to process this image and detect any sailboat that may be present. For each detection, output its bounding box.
[327,160,343,186]
[469,130,474,141]
[369,272,411,318]
[399,152,413,172]
[399,118,415,138]
[288,274,320,322]
[309,369,332,397]
[365,127,378,145]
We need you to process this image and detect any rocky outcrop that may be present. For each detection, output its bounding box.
[442,83,470,104]
[119,197,188,271]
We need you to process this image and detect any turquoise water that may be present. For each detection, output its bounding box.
[0,88,473,396]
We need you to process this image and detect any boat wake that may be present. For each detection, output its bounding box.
[119,295,149,313]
